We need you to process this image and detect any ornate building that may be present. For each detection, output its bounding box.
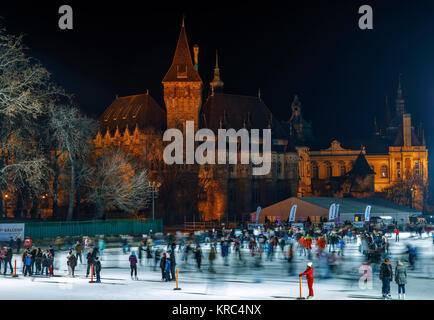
[94,19,428,221]
[295,78,428,210]
[94,19,299,222]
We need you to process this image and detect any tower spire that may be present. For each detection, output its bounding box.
[210,50,224,93]
[395,73,405,116]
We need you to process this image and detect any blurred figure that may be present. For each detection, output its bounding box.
[337,236,345,256]
[379,257,393,299]
[299,262,314,299]
[66,251,77,277]
[194,245,202,270]
[98,237,106,260]
[160,252,167,281]
[208,246,216,273]
[74,241,83,264]
[359,261,373,289]
[394,227,400,242]
[129,251,138,280]
[395,260,407,299]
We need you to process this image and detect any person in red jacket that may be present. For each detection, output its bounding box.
[24,237,32,249]
[394,228,400,242]
[299,261,314,299]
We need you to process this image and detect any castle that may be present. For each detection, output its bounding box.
[94,19,428,222]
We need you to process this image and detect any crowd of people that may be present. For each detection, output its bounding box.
[0,220,430,299]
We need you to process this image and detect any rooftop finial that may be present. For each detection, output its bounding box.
[258,88,261,100]
[182,14,185,27]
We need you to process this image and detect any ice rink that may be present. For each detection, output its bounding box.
[1,232,433,300]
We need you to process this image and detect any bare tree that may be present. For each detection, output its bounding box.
[85,149,151,219]
[49,105,96,221]
[0,27,66,217]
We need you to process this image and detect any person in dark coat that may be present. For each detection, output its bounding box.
[30,247,37,274]
[86,248,96,277]
[395,261,407,299]
[67,252,77,277]
[194,245,202,270]
[160,253,167,281]
[35,248,42,275]
[379,257,393,299]
[41,250,50,275]
[15,236,21,254]
[129,251,138,280]
[2,246,13,275]
[169,250,176,281]
[94,256,101,283]
[299,262,315,299]
[8,237,15,250]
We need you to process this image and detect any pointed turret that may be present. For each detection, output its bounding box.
[210,51,224,94]
[162,17,203,132]
[347,152,375,177]
[162,18,202,83]
[395,74,405,116]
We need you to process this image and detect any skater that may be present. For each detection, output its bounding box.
[299,261,314,299]
[35,248,42,275]
[164,253,172,282]
[15,236,21,254]
[3,246,13,275]
[24,237,32,250]
[74,241,83,264]
[209,246,216,272]
[160,252,167,281]
[395,260,407,299]
[67,251,77,277]
[23,253,32,276]
[394,227,400,242]
[379,257,393,299]
[169,250,176,281]
[138,242,144,265]
[154,247,161,271]
[86,248,96,277]
[194,245,202,270]
[94,256,101,283]
[129,251,138,280]
[98,237,106,260]
[42,250,50,275]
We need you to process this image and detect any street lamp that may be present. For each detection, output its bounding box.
[149,181,161,220]
[410,187,416,209]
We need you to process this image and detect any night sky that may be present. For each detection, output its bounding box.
[1,1,433,158]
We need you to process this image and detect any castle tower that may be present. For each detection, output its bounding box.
[162,17,203,132]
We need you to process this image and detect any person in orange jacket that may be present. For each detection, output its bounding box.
[298,236,306,256]
[299,261,314,299]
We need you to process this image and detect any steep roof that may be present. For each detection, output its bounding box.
[99,93,166,134]
[162,22,202,83]
[346,152,375,176]
[200,93,290,142]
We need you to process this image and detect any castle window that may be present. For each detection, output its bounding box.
[340,163,346,176]
[397,170,401,178]
[176,65,188,79]
[415,161,420,176]
[381,165,388,178]
[312,163,318,179]
[277,161,281,176]
[326,164,332,178]
[396,162,401,178]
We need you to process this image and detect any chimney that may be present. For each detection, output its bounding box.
[403,113,412,147]
[193,44,199,71]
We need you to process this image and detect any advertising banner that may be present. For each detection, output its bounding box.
[0,223,24,241]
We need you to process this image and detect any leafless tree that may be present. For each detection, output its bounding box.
[0,27,66,217]
[85,149,152,219]
[49,105,97,221]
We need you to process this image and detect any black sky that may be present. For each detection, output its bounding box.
[0,1,433,153]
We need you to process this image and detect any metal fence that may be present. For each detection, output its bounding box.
[23,219,163,239]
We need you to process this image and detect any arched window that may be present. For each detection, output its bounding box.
[339,162,346,176]
[326,163,332,178]
[311,162,319,179]
[381,165,388,178]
